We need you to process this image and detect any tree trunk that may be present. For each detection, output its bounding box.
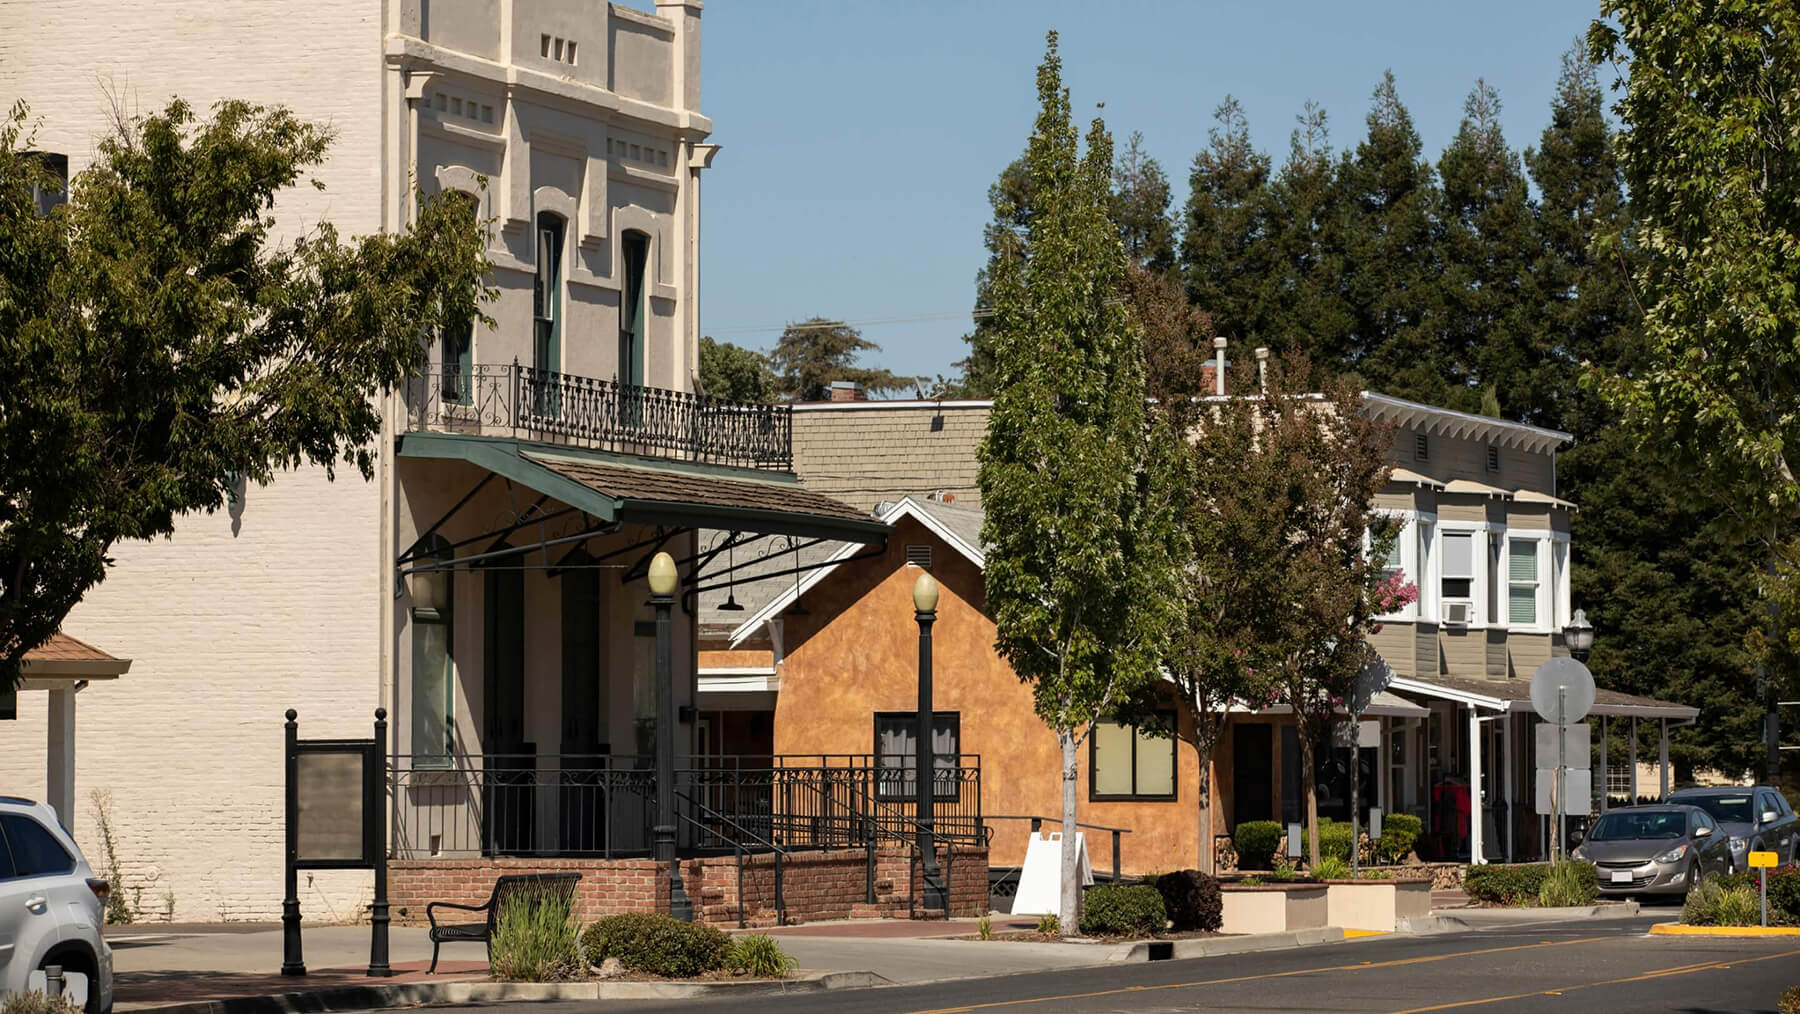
[1059,728,1080,937]
[1299,722,1321,869]
[1194,736,1212,875]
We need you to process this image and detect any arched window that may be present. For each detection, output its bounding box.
[410,535,455,766]
[440,191,480,404]
[619,230,649,389]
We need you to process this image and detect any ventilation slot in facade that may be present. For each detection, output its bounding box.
[541,33,578,65]
[1414,433,1429,462]
[1486,445,1500,473]
[906,545,933,570]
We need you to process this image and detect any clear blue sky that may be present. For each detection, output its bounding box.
[698,1,1608,388]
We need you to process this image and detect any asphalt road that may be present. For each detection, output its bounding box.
[462,916,1800,1014]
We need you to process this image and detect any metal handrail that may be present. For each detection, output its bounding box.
[984,814,1133,883]
[675,789,789,927]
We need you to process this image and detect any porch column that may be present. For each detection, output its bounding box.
[1629,717,1638,803]
[1502,713,1515,863]
[1598,716,1608,813]
[1658,718,1670,800]
[1468,708,1484,865]
[46,685,78,831]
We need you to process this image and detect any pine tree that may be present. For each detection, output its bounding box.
[1438,80,1543,422]
[1337,73,1454,408]
[1180,97,1273,345]
[767,318,915,402]
[1262,101,1354,370]
[1112,131,1177,274]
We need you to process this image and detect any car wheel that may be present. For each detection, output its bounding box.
[1684,860,1700,894]
[40,952,101,1014]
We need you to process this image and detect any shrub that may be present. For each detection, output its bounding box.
[1269,865,1298,882]
[1314,856,1350,881]
[977,913,992,940]
[1318,820,1356,863]
[1537,861,1598,908]
[1714,868,1800,924]
[1234,821,1284,870]
[1682,878,1726,926]
[1378,814,1423,863]
[2,994,82,1014]
[582,912,731,978]
[1079,884,1167,937]
[1360,868,1393,880]
[1716,886,1762,927]
[1780,984,1800,1014]
[725,934,795,978]
[489,884,582,982]
[1035,913,1060,935]
[1238,875,1264,886]
[1153,869,1222,932]
[1464,864,1554,906]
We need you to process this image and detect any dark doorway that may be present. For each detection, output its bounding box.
[559,554,605,853]
[483,558,532,854]
[1233,723,1273,827]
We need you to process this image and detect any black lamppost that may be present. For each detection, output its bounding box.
[649,551,694,921]
[914,571,946,913]
[1564,608,1594,663]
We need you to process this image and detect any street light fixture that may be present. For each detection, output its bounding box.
[1564,608,1594,662]
[648,551,694,921]
[913,571,946,913]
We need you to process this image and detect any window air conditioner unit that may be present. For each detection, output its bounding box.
[1442,601,1472,626]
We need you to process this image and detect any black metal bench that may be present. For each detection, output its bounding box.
[426,872,582,973]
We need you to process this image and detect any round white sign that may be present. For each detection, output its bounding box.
[1530,656,1595,725]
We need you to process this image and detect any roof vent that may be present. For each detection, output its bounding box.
[1486,445,1500,473]
[1414,433,1430,462]
[906,544,933,570]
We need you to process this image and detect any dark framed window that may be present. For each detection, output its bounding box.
[874,711,960,801]
[1090,712,1177,801]
[619,231,648,389]
[533,212,565,400]
[409,535,454,767]
[439,191,480,404]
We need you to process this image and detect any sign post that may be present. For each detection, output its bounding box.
[282,708,391,978]
[1749,850,1779,927]
[1530,658,1595,862]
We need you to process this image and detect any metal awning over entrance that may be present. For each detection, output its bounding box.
[1389,674,1700,720]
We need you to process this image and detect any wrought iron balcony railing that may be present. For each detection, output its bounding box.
[404,363,794,471]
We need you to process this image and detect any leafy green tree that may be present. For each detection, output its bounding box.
[1438,80,1543,423]
[1111,131,1177,275]
[1589,2,1800,745]
[1262,101,1354,370]
[953,157,1032,398]
[697,336,775,403]
[1338,73,1454,409]
[978,33,1181,932]
[0,99,489,689]
[1185,354,1405,868]
[1181,96,1273,345]
[767,318,914,402]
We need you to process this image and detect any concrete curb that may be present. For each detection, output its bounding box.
[121,970,892,1013]
[1648,922,1800,938]
[1108,927,1347,962]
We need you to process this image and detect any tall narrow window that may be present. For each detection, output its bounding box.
[410,536,455,767]
[439,193,480,404]
[1488,533,1505,624]
[531,214,564,417]
[619,231,648,389]
[1508,539,1540,626]
[26,152,68,216]
[1441,532,1474,602]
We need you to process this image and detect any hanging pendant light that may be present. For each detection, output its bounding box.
[785,535,810,616]
[718,534,745,611]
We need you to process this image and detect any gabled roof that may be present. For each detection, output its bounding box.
[1362,392,1572,455]
[21,633,130,679]
[726,496,985,647]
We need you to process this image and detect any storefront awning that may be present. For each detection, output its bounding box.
[398,433,889,543]
[1389,674,1699,720]
[1230,691,1429,719]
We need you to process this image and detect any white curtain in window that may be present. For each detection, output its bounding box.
[1093,722,1135,796]
[1133,730,1175,796]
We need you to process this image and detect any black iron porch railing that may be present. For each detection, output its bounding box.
[404,363,794,471]
[387,752,981,861]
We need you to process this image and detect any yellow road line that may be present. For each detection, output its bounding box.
[1385,947,1800,1013]
[1648,922,1800,937]
[902,935,1609,1014]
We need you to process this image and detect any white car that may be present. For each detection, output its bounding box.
[0,796,113,1013]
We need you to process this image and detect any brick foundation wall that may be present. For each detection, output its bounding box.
[391,845,990,928]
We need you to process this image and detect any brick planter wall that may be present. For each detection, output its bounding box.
[391,845,990,928]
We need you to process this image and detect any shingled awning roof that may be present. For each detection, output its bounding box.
[1391,674,1698,720]
[21,633,131,680]
[398,433,889,543]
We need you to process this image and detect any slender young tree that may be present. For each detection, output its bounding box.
[0,99,490,687]
[1181,96,1273,346]
[979,33,1181,933]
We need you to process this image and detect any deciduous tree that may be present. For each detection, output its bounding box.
[978,33,1181,932]
[698,336,775,403]
[0,99,489,689]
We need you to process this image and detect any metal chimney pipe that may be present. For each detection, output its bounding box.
[1213,337,1228,396]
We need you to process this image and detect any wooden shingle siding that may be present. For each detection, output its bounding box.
[1416,624,1441,675]
[790,403,990,510]
[1485,629,1508,680]
[1385,427,1556,495]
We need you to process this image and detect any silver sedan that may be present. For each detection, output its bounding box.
[1571,805,1733,897]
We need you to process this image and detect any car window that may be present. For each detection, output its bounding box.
[0,814,74,877]
[0,829,15,879]
[1674,794,1753,823]
[1588,811,1686,841]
